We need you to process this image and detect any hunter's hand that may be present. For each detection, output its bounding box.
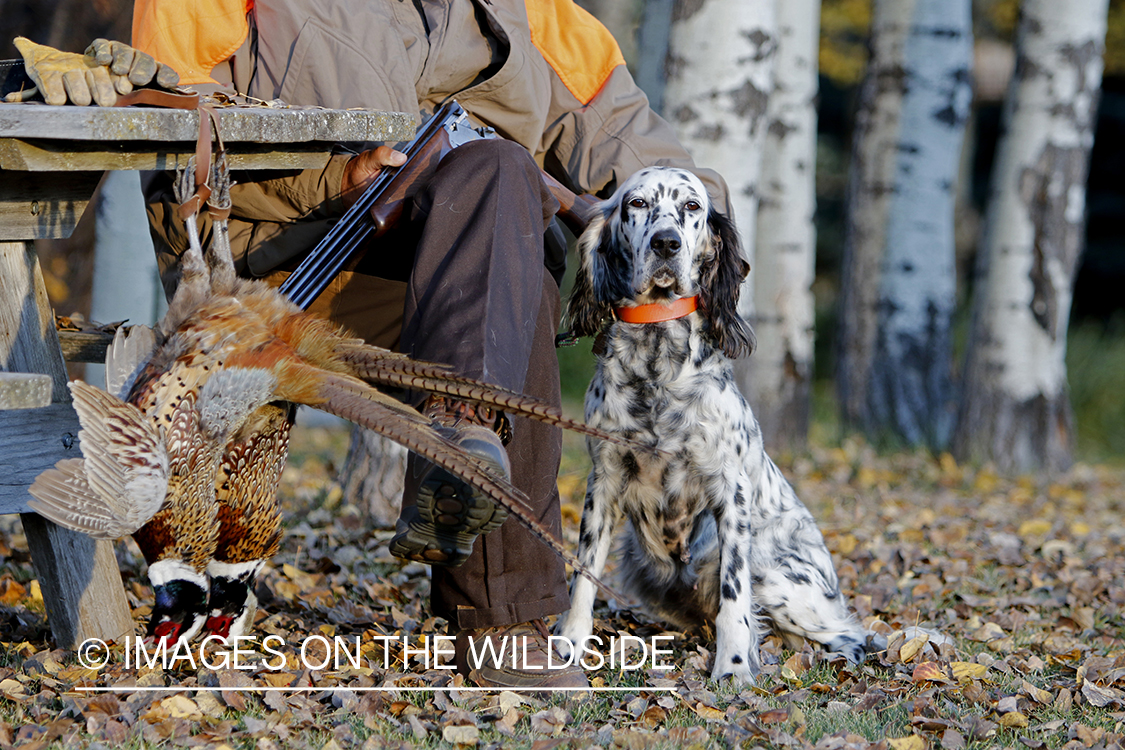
[341,146,407,208]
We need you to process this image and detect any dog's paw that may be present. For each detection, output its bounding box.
[553,616,593,663]
[711,645,761,686]
[710,655,760,686]
[552,633,576,662]
[825,634,868,665]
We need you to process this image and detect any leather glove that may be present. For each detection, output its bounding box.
[7,37,179,106]
[84,38,180,90]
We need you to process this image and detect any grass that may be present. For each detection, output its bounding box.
[1066,316,1125,465]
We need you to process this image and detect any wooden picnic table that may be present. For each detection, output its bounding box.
[0,101,414,648]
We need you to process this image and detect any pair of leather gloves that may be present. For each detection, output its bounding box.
[6,36,179,106]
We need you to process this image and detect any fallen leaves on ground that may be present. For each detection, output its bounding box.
[0,431,1122,749]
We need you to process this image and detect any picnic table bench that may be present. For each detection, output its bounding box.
[0,101,413,648]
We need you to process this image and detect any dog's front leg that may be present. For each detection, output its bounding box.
[556,470,620,662]
[711,485,762,684]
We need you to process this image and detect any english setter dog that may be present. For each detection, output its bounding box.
[556,167,868,684]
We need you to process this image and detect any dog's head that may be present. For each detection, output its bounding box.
[567,167,754,359]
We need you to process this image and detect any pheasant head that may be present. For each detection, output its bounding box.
[144,559,209,647]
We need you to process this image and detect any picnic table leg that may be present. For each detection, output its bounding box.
[0,241,133,648]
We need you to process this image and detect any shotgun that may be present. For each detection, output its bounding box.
[278,99,599,310]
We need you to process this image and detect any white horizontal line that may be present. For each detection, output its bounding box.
[75,685,675,693]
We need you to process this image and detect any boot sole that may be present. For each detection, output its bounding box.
[389,466,509,567]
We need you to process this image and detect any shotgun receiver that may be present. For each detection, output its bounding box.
[278,100,598,310]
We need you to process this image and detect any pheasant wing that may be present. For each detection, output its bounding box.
[28,459,138,539]
[68,381,168,532]
[105,324,156,401]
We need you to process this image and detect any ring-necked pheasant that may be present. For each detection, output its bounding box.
[29,151,623,647]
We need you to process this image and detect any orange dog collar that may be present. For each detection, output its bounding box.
[615,296,699,324]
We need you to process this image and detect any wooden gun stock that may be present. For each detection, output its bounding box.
[367,134,454,238]
[541,171,599,238]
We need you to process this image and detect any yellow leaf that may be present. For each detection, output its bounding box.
[855,466,878,488]
[1021,679,1052,704]
[260,672,296,688]
[973,470,999,493]
[693,703,725,721]
[1071,522,1091,536]
[912,661,950,684]
[998,711,1028,728]
[0,678,25,695]
[1018,519,1052,538]
[0,580,26,606]
[162,694,202,720]
[900,635,929,663]
[889,735,927,750]
[57,667,99,683]
[834,533,858,555]
[950,662,988,683]
[783,651,810,675]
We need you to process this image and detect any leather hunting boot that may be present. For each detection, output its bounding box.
[454,619,588,688]
[390,396,511,567]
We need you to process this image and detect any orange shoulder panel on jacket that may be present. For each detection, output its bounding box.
[524,0,626,105]
[132,0,252,85]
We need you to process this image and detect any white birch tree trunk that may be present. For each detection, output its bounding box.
[663,0,777,403]
[866,0,973,448]
[741,0,820,453]
[954,0,1108,473]
[836,0,911,433]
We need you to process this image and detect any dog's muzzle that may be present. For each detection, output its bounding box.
[649,229,682,260]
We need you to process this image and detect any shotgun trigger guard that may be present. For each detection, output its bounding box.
[443,113,496,149]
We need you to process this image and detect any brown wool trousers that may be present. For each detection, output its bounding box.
[270,139,570,629]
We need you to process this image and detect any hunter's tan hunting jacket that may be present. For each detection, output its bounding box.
[137,0,731,289]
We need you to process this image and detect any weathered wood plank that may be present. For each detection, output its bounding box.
[57,330,115,364]
[0,171,102,241]
[0,372,51,409]
[0,137,334,172]
[21,516,134,646]
[0,102,415,144]
[0,243,72,399]
[0,240,134,648]
[0,403,79,513]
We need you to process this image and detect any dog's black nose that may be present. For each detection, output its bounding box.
[650,230,681,259]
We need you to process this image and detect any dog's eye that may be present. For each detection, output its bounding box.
[628,198,647,209]
[685,200,701,211]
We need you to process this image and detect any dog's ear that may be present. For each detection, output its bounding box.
[565,202,617,338]
[698,208,756,359]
